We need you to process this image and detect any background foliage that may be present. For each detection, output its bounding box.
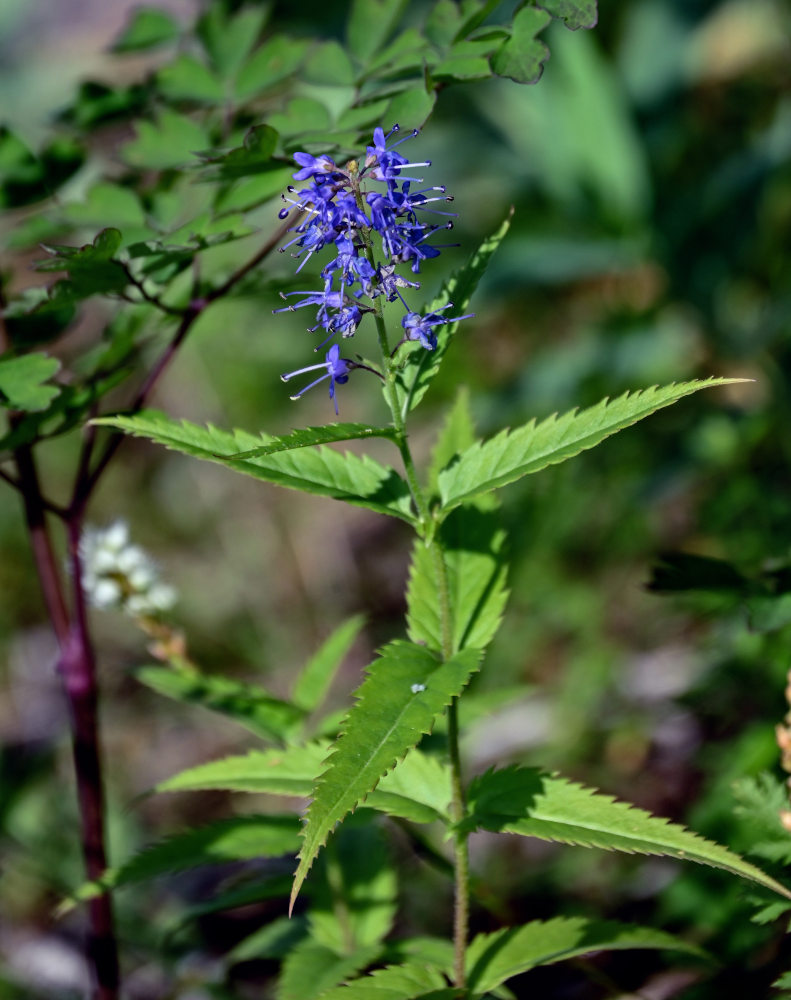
[1,0,790,997]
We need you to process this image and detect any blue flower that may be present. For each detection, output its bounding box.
[401,306,474,351]
[281,344,351,414]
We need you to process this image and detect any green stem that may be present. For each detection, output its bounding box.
[365,257,469,989]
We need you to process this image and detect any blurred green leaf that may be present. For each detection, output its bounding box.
[292,615,366,714]
[157,54,226,103]
[61,183,147,232]
[70,815,300,901]
[538,0,598,30]
[111,6,180,52]
[491,6,551,84]
[278,940,381,1000]
[466,918,705,995]
[136,664,305,743]
[0,353,61,411]
[197,5,269,78]
[122,110,208,170]
[311,962,451,1000]
[347,0,408,63]
[384,87,436,134]
[0,129,83,208]
[235,36,308,99]
[200,124,279,180]
[268,98,332,137]
[303,41,356,86]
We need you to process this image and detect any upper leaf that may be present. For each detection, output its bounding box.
[291,641,482,910]
[465,917,705,996]
[112,6,180,51]
[406,505,508,655]
[462,766,791,900]
[395,211,512,417]
[0,353,61,411]
[439,379,747,511]
[93,411,416,523]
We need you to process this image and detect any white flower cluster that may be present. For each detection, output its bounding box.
[80,521,177,617]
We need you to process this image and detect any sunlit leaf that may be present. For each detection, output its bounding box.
[0,353,61,411]
[278,940,381,1000]
[291,642,482,909]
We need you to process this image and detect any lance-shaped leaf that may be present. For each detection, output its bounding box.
[157,742,451,825]
[461,767,791,900]
[406,505,507,655]
[136,665,304,743]
[465,917,705,996]
[69,814,300,903]
[439,379,746,512]
[224,423,399,460]
[292,615,367,715]
[395,212,512,417]
[93,411,415,522]
[291,641,482,910]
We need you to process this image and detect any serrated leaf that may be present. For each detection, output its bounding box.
[347,0,408,63]
[122,109,208,170]
[407,506,507,654]
[157,743,328,797]
[157,54,225,103]
[0,353,61,411]
[538,0,598,30]
[279,940,381,1000]
[462,767,791,900]
[315,962,449,1000]
[92,411,416,522]
[111,6,180,52]
[226,423,399,460]
[438,379,747,512]
[291,642,482,909]
[292,615,366,715]
[311,823,397,952]
[136,665,304,743]
[491,6,551,84]
[396,212,512,417]
[466,917,707,996]
[156,740,450,824]
[235,37,309,99]
[70,815,300,902]
[428,387,476,496]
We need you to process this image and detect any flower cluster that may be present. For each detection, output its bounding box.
[80,521,177,618]
[275,125,472,411]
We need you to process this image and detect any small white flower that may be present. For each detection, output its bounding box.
[410,683,426,694]
[79,521,177,618]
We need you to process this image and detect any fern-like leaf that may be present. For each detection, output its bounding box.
[221,423,398,459]
[462,767,791,899]
[291,641,482,911]
[93,411,415,522]
[278,940,381,1000]
[465,917,707,996]
[438,379,747,511]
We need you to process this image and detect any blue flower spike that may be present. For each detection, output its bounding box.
[281,344,352,415]
[274,124,472,411]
